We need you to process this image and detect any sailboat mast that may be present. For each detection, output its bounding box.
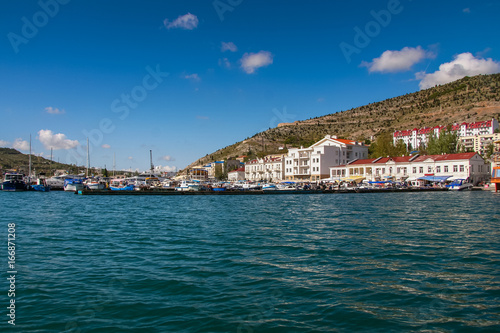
[113,153,116,177]
[86,137,90,178]
[29,134,32,181]
[150,150,154,174]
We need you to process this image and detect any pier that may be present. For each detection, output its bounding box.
[76,188,453,195]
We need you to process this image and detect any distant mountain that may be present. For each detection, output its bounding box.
[180,73,500,173]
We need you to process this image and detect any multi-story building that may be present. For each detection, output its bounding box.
[284,135,368,181]
[459,133,500,156]
[228,167,245,181]
[329,152,489,185]
[393,119,499,150]
[245,155,285,182]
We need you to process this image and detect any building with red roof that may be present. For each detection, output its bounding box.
[284,135,368,181]
[393,119,499,151]
[329,152,489,185]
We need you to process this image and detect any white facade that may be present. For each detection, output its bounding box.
[228,167,245,181]
[393,119,499,149]
[329,153,489,185]
[244,155,285,182]
[284,135,368,181]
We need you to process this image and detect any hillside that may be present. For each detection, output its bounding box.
[180,74,500,173]
[0,148,78,175]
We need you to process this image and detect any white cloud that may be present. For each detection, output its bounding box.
[196,115,209,120]
[160,155,175,161]
[417,52,500,89]
[183,73,201,82]
[221,42,238,52]
[38,129,80,150]
[45,106,65,114]
[13,138,29,151]
[463,8,471,13]
[155,165,177,173]
[128,156,134,160]
[240,51,274,74]
[361,46,434,73]
[218,57,231,69]
[0,140,10,147]
[163,13,198,30]
[102,144,111,149]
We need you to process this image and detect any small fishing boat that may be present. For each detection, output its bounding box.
[447,179,473,191]
[175,180,201,191]
[109,179,135,191]
[30,178,51,192]
[262,183,277,191]
[85,178,106,190]
[1,173,28,191]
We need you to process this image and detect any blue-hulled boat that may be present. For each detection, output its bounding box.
[1,173,28,191]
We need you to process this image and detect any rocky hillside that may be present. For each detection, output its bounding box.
[180,74,500,173]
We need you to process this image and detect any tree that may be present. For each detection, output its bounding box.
[369,132,396,158]
[485,143,495,158]
[214,163,224,180]
[427,129,460,155]
[103,167,108,177]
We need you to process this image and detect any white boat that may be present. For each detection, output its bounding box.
[175,180,201,191]
[277,182,297,190]
[64,178,84,192]
[447,179,473,191]
[45,175,66,190]
[262,183,277,191]
[84,178,106,190]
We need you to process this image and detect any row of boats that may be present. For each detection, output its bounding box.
[1,171,475,193]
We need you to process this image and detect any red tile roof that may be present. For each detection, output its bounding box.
[413,152,478,162]
[334,138,357,145]
[229,167,245,173]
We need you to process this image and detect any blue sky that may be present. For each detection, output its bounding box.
[1,0,499,172]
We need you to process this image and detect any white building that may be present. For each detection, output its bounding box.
[228,167,245,181]
[393,119,499,150]
[284,135,368,181]
[245,155,285,182]
[329,152,489,185]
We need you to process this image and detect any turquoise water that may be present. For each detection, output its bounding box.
[1,191,499,332]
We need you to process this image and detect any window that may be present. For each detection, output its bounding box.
[444,166,448,172]
[436,166,441,173]
[413,167,417,173]
[419,167,423,173]
[428,166,432,173]
[460,165,464,172]
[453,165,458,172]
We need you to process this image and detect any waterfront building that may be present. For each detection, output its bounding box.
[245,155,285,182]
[228,167,245,181]
[329,152,489,185]
[393,119,499,150]
[284,135,368,181]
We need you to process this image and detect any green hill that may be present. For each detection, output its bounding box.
[180,73,500,173]
[0,148,78,175]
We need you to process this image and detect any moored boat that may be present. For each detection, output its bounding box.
[64,178,84,192]
[109,178,135,191]
[175,180,201,191]
[1,173,28,191]
[447,179,473,191]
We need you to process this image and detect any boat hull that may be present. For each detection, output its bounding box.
[2,181,27,191]
[31,185,51,192]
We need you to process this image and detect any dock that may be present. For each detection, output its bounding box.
[76,188,454,195]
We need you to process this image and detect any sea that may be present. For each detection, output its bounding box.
[0,190,499,332]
